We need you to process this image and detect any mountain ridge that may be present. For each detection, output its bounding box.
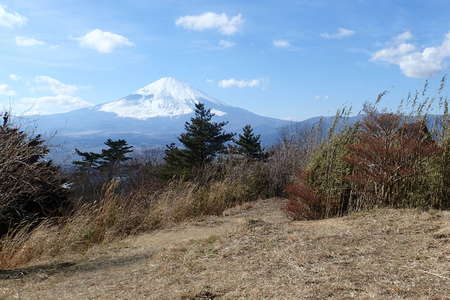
[21,77,291,162]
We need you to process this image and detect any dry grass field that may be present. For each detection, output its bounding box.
[0,198,449,300]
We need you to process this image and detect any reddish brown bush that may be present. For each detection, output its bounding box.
[284,171,339,220]
[284,110,447,221]
[344,112,441,208]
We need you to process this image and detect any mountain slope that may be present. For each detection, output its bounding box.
[98,77,226,119]
[24,78,290,161]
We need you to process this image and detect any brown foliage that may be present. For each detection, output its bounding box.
[284,171,339,220]
[0,113,68,236]
[344,112,441,208]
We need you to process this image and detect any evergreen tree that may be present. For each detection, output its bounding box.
[73,149,102,171]
[73,139,133,177]
[163,143,191,177]
[98,139,134,169]
[164,103,234,174]
[235,124,266,160]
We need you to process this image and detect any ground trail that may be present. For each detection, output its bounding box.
[1,198,449,300]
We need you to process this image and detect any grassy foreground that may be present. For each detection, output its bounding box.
[0,198,449,300]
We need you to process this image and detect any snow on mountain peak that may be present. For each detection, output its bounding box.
[137,77,200,98]
[98,77,226,120]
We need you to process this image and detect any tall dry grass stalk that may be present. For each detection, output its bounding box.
[285,77,450,220]
[0,165,262,269]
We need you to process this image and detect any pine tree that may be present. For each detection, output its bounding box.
[163,143,191,177]
[164,103,234,174]
[73,149,102,171]
[98,139,134,169]
[73,139,133,178]
[235,124,266,160]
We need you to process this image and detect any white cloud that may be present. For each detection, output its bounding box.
[8,76,93,115]
[219,40,235,48]
[16,36,45,47]
[35,76,78,95]
[0,84,16,96]
[16,95,92,116]
[0,5,27,28]
[371,43,416,63]
[273,40,290,48]
[176,12,243,35]
[218,78,261,88]
[9,74,20,81]
[315,95,329,100]
[395,31,413,42]
[321,28,355,39]
[77,29,134,53]
[371,31,450,78]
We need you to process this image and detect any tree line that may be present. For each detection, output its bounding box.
[0,103,267,236]
[73,102,267,178]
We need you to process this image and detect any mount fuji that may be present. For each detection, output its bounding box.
[26,77,291,162]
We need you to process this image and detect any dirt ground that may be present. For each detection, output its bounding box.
[1,198,449,300]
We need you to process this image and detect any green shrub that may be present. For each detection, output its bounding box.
[306,126,358,212]
[425,137,450,209]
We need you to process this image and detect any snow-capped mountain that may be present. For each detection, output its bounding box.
[98,77,227,119]
[25,77,291,162]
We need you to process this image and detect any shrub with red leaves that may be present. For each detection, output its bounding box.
[344,112,441,208]
[284,171,339,220]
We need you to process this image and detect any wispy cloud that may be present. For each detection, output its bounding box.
[219,40,236,48]
[395,31,413,42]
[35,76,78,95]
[16,36,45,47]
[370,30,450,78]
[176,12,243,35]
[218,78,261,88]
[11,76,92,115]
[0,84,16,96]
[273,40,290,48]
[17,95,92,116]
[320,28,355,39]
[0,5,27,28]
[77,29,134,53]
[9,74,20,81]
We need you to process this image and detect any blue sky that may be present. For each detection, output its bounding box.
[1,0,450,120]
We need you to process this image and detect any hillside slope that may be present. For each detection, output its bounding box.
[1,199,449,299]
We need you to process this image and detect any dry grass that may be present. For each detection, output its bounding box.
[0,198,448,299]
[0,178,255,269]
